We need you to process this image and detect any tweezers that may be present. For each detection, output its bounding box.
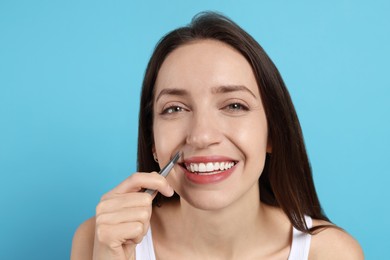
[144,151,181,195]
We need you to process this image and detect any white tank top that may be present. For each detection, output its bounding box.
[136,215,312,260]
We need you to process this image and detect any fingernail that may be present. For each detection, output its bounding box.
[168,187,175,197]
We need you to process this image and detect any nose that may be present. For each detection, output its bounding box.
[185,112,222,149]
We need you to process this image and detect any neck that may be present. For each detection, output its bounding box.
[152,183,291,259]
[178,184,269,258]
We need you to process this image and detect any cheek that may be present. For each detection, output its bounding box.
[153,118,186,161]
[231,115,268,150]
[230,115,268,176]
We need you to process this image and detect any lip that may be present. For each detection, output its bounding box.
[179,155,238,184]
[181,155,237,164]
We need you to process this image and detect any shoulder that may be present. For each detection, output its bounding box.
[309,219,364,260]
[70,217,96,260]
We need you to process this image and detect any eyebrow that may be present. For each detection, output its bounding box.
[155,84,257,102]
[211,85,257,99]
[155,88,189,103]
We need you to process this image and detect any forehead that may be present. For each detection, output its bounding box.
[155,39,259,94]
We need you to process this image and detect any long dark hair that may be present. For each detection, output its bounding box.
[137,11,330,234]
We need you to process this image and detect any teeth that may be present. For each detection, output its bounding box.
[199,163,206,172]
[206,162,214,172]
[220,162,224,171]
[214,162,220,171]
[185,161,235,174]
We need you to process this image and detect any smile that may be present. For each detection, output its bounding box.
[184,162,236,175]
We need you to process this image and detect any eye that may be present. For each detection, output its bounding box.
[224,102,249,112]
[161,105,185,115]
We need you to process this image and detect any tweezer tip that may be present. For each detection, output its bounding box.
[172,151,182,163]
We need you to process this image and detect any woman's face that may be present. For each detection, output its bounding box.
[153,39,270,210]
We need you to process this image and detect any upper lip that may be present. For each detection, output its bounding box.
[179,155,238,164]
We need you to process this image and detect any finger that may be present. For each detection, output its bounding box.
[97,192,153,214]
[95,222,147,248]
[106,172,174,197]
[96,206,152,227]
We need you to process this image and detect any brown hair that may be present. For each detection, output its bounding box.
[137,11,330,234]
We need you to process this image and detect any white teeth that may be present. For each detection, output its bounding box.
[185,161,236,174]
[226,162,233,170]
[214,162,220,171]
[206,162,214,172]
[198,163,206,172]
[219,162,224,171]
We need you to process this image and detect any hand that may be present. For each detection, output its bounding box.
[92,172,174,260]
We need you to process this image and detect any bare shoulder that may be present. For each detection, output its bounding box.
[70,217,96,260]
[309,219,364,260]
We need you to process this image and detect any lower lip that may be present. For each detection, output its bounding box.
[183,164,237,184]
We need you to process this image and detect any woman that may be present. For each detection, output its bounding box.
[71,12,363,259]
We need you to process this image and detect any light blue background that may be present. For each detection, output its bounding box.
[0,1,389,259]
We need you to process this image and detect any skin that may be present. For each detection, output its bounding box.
[71,40,364,260]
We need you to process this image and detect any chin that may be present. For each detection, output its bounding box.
[178,190,237,211]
